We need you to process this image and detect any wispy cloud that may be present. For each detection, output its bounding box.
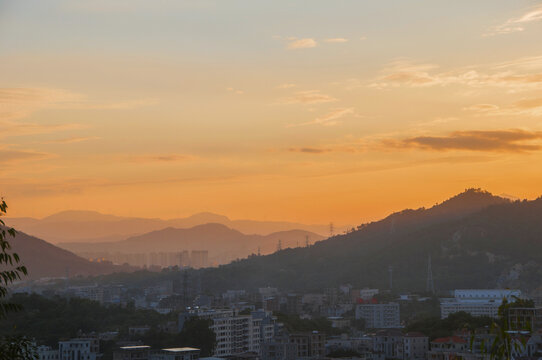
[0,147,52,165]
[277,83,296,89]
[286,38,317,49]
[0,87,159,121]
[226,87,244,95]
[279,90,337,105]
[287,108,355,127]
[0,120,83,138]
[288,147,333,154]
[371,56,542,90]
[324,38,348,43]
[129,154,194,163]
[383,129,542,153]
[464,97,542,117]
[486,4,542,36]
[45,136,101,144]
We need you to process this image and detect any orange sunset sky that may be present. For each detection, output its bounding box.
[1,0,542,225]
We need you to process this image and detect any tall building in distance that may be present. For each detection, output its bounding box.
[190,250,209,269]
[355,302,401,329]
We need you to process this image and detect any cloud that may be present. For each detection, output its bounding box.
[287,108,355,127]
[0,147,51,165]
[226,87,244,95]
[277,83,296,89]
[0,87,158,121]
[464,97,542,117]
[0,120,83,138]
[280,90,337,104]
[0,87,83,121]
[288,147,332,154]
[486,4,542,36]
[130,154,194,163]
[371,57,542,90]
[324,38,348,43]
[287,38,317,49]
[45,136,101,144]
[383,129,542,153]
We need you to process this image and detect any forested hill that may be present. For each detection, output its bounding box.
[200,189,542,293]
[5,229,134,279]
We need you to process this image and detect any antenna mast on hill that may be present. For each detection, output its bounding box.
[329,222,334,237]
[305,235,309,247]
[388,266,393,291]
[277,239,282,252]
[426,254,435,294]
[257,246,261,256]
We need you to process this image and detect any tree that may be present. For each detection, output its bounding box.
[0,199,36,360]
[179,318,217,357]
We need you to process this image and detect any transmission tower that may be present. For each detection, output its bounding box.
[305,235,309,247]
[277,239,282,252]
[426,254,435,294]
[388,265,393,290]
[329,222,334,237]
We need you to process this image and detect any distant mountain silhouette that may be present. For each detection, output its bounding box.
[58,223,325,265]
[198,189,542,293]
[7,211,331,244]
[4,229,133,279]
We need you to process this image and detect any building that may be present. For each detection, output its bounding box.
[508,307,542,332]
[398,333,429,360]
[113,346,151,360]
[69,285,104,303]
[261,340,298,360]
[440,289,522,319]
[427,337,469,360]
[356,303,400,329]
[37,345,59,360]
[373,329,404,359]
[190,251,209,269]
[179,309,264,357]
[59,338,99,360]
[289,332,326,359]
[150,348,200,360]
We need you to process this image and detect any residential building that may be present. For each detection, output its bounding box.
[427,337,469,360]
[179,309,263,357]
[398,333,429,360]
[373,329,403,359]
[150,348,200,360]
[113,346,151,360]
[356,303,400,329]
[507,307,542,332]
[37,345,59,360]
[440,289,521,319]
[289,332,326,359]
[59,338,99,360]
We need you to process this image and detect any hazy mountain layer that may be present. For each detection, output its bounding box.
[7,211,332,244]
[58,224,325,264]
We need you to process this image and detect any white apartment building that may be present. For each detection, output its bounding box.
[440,289,522,319]
[59,339,99,360]
[179,309,264,357]
[356,303,401,329]
[37,345,59,360]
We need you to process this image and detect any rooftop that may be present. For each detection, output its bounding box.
[162,347,200,353]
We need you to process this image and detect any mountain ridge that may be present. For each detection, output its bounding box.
[198,189,540,293]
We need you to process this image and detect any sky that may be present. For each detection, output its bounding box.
[1,0,542,224]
